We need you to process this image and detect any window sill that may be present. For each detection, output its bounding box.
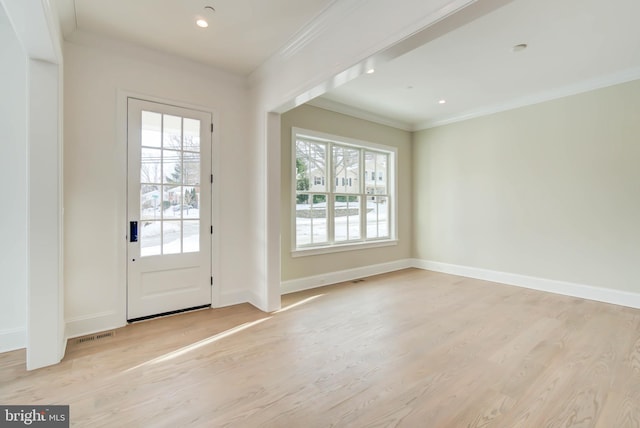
[291,239,398,258]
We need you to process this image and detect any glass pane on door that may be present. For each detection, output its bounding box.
[140,185,161,220]
[183,220,199,253]
[163,115,182,150]
[163,221,182,255]
[163,150,181,184]
[140,221,161,257]
[139,111,202,257]
[141,111,162,148]
[141,148,162,183]
[183,152,200,186]
[183,118,201,152]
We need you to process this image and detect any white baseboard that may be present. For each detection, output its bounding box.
[245,289,268,312]
[0,327,26,353]
[412,259,640,309]
[281,259,414,295]
[218,290,252,309]
[65,311,126,340]
[65,292,255,340]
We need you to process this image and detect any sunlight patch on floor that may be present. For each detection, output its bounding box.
[274,294,325,313]
[124,317,272,372]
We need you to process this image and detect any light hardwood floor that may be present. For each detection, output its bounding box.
[2,268,640,427]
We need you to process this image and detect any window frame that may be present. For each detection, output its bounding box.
[291,127,398,257]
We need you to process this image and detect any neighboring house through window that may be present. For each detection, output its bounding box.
[293,127,397,255]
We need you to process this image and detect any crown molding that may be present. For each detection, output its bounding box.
[248,0,367,85]
[1,0,62,63]
[309,68,640,133]
[277,0,360,61]
[307,98,413,131]
[248,0,479,111]
[53,0,77,38]
[416,67,640,130]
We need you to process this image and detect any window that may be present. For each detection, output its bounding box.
[293,127,396,254]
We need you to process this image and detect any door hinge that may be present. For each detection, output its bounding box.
[210,174,213,184]
[211,123,213,133]
[210,226,213,234]
[210,276,213,286]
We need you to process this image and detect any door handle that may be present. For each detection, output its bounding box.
[130,221,138,242]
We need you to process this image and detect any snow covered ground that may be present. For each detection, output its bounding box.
[141,205,199,220]
[140,207,200,256]
[138,200,389,256]
[296,200,388,246]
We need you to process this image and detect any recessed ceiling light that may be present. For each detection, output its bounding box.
[366,68,375,74]
[512,43,528,52]
[196,19,209,28]
[438,99,447,104]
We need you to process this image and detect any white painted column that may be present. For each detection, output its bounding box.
[26,58,64,369]
[0,6,28,353]
[265,112,282,311]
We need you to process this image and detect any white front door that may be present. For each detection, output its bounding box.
[127,98,212,321]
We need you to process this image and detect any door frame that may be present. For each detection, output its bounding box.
[116,90,221,325]
[126,97,213,320]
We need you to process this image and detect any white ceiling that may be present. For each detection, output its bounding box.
[55,0,640,129]
[56,0,335,75]
[317,0,640,130]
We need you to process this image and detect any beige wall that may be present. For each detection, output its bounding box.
[413,80,640,293]
[281,104,412,281]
